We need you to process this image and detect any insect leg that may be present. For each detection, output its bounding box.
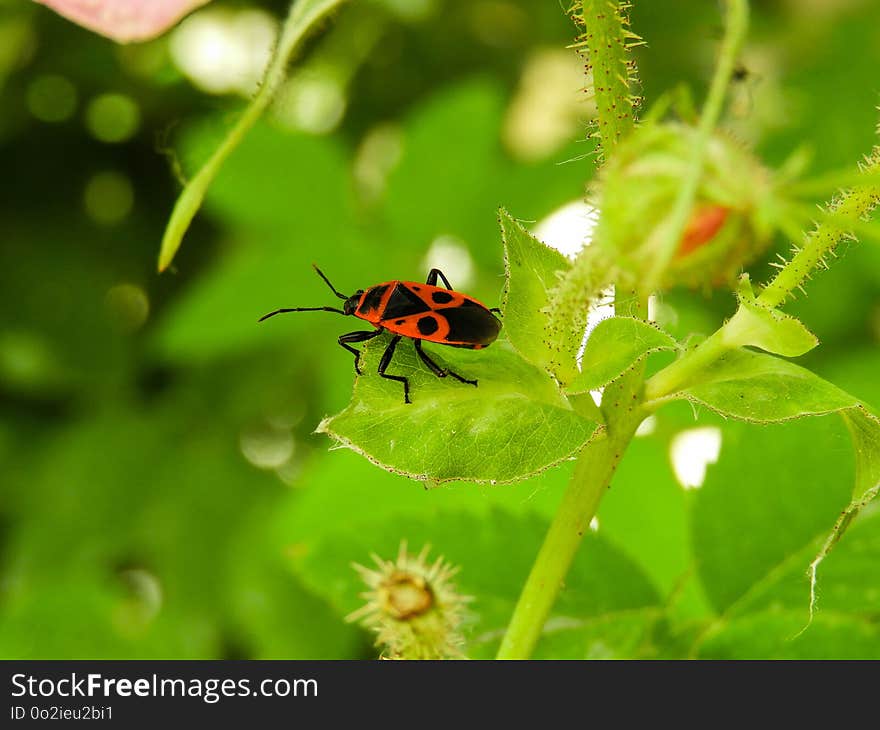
[425,268,453,290]
[378,335,411,404]
[338,329,383,375]
[414,339,477,387]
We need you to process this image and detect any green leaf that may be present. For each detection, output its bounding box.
[842,407,880,500]
[499,208,576,380]
[566,317,677,394]
[318,337,598,484]
[227,507,363,659]
[673,349,859,423]
[691,417,854,614]
[292,510,661,658]
[722,278,819,357]
[527,609,666,659]
[805,470,880,628]
[672,348,880,617]
[668,349,880,501]
[698,610,880,659]
[272,441,574,552]
[597,428,706,615]
[688,414,880,657]
[713,509,880,620]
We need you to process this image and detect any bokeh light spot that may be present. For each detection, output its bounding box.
[117,568,163,625]
[26,74,77,122]
[170,8,276,96]
[240,422,295,470]
[635,415,657,437]
[273,69,346,135]
[84,171,134,225]
[0,331,59,391]
[86,93,141,143]
[534,200,598,259]
[504,48,594,161]
[105,283,150,333]
[421,236,474,289]
[670,427,722,490]
[353,123,404,203]
[275,458,304,487]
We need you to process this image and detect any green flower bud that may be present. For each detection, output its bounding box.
[594,121,775,289]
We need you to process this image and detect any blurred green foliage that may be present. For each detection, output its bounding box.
[1,0,880,659]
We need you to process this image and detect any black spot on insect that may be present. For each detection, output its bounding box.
[417,315,439,336]
[383,284,430,319]
[358,284,388,314]
[431,290,454,304]
[442,306,501,345]
[395,319,405,325]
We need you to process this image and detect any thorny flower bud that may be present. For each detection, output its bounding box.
[347,542,470,660]
[594,121,776,289]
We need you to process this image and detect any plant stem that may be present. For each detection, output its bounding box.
[497,290,647,660]
[642,326,730,402]
[543,2,642,386]
[497,0,650,661]
[158,0,347,272]
[496,414,641,659]
[578,0,637,155]
[643,0,749,291]
[758,160,880,308]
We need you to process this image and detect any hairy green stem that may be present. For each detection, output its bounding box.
[498,290,647,659]
[543,2,641,385]
[158,0,346,272]
[643,0,748,291]
[758,164,880,308]
[497,1,649,661]
[643,325,730,402]
[579,0,637,155]
[496,410,643,659]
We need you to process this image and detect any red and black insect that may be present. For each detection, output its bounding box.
[259,266,502,404]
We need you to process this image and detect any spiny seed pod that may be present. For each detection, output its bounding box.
[593,121,775,289]
[347,542,470,660]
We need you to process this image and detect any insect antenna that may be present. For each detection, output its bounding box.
[259,306,346,322]
[312,264,348,300]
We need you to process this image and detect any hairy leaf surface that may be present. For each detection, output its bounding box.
[500,209,577,380]
[567,317,677,394]
[319,338,597,484]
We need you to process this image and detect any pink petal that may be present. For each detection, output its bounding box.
[35,0,212,43]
